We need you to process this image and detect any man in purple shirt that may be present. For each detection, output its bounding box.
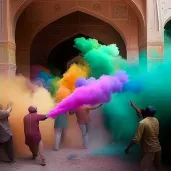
[23,106,48,166]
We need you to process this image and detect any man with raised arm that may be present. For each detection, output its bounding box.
[0,102,15,163]
[125,101,161,171]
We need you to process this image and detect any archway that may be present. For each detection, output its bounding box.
[161,21,171,164]
[30,11,126,77]
[15,1,141,77]
[47,34,103,75]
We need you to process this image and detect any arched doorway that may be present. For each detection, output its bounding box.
[47,34,101,75]
[15,1,141,77]
[160,21,171,164]
[30,11,126,77]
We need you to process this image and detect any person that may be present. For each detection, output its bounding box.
[125,101,161,171]
[23,106,48,166]
[0,102,15,163]
[53,113,68,151]
[70,104,102,149]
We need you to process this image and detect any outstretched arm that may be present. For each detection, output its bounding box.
[130,101,142,118]
[0,103,12,120]
[37,114,48,121]
[69,111,75,115]
[88,104,102,111]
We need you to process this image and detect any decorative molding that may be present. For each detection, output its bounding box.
[147,41,164,46]
[153,0,160,31]
[53,4,62,11]
[0,0,3,32]
[0,63,16,70]
[92,3,101,11]
[0,42,16,63]
[112,5,128,20]
[160,0,171,25]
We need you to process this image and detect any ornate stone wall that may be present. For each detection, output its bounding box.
[30,11,127,67]
[0,0,16,77]
[13,0,142,77]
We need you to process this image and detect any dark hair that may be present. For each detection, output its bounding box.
[142,106,156,118]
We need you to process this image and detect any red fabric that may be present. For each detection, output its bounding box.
[74,107,91,124]
[23,113,46,146]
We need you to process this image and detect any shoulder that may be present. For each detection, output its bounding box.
[139,118,146,124]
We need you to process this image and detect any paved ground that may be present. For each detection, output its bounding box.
[0,148,170,171]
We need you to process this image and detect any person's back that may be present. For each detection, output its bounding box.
[24,113,42,137]
[23,106,48,166]
[140,117,161,153]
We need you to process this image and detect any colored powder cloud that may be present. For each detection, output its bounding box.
[48,71,128,118]
[0,76,55,156]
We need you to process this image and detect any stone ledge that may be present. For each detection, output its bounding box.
[0,63,17,70]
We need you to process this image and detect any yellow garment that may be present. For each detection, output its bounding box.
[133,117,161,152]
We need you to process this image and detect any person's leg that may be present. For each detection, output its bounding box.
[140,152,154,171]
[79,124,88,149]
[153,151,161,171]
[38,140,46,166]
[3,137,15,162]
[54,128,62,151]
[29,145,39,159]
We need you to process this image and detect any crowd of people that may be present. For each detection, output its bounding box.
[0,101,162,171]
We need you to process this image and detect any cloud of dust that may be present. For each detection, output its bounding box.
[0,75,55,157]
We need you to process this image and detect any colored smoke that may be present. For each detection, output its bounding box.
[0,76,55,156]
[48,71,128,118]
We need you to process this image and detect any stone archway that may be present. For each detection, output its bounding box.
[13,0,144,77]
[30,11,126,77]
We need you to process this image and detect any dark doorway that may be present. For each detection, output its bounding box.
[47,34,103,75]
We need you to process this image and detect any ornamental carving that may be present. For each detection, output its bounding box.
[160,0,171,24]
[92,3,102,11]
[112,5,128,20]
[53,4,62,11]
[0,1,3,32]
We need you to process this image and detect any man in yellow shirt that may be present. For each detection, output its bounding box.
[125,101,161,171]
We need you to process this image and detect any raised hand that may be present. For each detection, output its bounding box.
[130,101,134,107]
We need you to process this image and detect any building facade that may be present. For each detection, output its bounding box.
[0,0,170,78]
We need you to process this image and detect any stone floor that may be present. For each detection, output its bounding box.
[0,148,170,171]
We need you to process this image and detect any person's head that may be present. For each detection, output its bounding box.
[28,106,37,113]
[141,105,156,118]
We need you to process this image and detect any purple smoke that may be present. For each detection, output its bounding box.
[48,71,128,118]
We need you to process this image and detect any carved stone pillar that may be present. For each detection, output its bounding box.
[0,42,16,77]
[146,0,164,71]
[126,45,139,65]
[0,0,16,77]
[147,42,164,71]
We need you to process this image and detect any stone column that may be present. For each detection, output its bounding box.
[126,45,139,65]
[147,42,164,71]
[146,0,164,71]
[0,0,16,78]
